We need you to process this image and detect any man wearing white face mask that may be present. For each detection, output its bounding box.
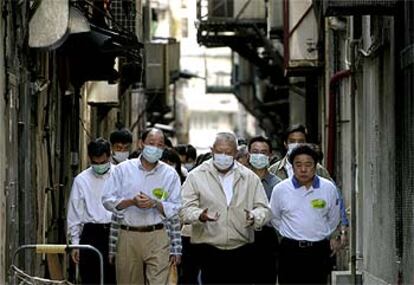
[248,135,281,285]
[269,124,331,179]
[67,138,115,284]
[102,128,181,285]
[109,128,132,165]
[180,132,271,284]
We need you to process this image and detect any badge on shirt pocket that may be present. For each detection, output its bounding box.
[152,188,169,201]
[311,199,326,209]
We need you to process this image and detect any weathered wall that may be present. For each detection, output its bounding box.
[0,0,7,281]
[358,16,397,284]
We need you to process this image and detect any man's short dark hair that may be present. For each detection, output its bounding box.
[248,136,272,152]
[88,138,111,158]
[174,144,197,161]
[110,128,133,145]
[186,144,197,161]
[141,128,166,143]
[284,124,308,142]
[288,144,319,165]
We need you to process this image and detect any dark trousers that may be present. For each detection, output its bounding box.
[78,223,116,285]
[278,237,331,285]
[180,236,201,285]
[197,243,253,285]
[251,226,279,284]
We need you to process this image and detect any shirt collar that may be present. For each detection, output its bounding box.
[137,155,161,172]
[292,175,320,189]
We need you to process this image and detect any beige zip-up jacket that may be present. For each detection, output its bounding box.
[180,159,271,250]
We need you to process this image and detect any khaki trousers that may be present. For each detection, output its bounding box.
[116,228,170,285]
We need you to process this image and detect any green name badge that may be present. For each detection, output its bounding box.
[152,188,169,201]
[311,199,326,209]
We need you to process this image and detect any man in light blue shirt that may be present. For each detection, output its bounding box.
[270,144,340,285]
[102,128,181,285]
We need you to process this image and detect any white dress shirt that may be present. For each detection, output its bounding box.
[67,167,113,245]
[218,165,236,206]
[270,175,340,241]
[102,157,181,227]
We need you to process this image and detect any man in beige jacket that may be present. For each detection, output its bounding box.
[180,132,271,284]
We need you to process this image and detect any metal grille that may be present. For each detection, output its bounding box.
[110,0,136,33]
[323,0,398,16]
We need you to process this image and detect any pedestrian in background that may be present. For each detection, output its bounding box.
[270,144,340,284]
[67,138,115,284]
[107,127,133,267]
[102,128,181,285]
[109,128,133,165]
[180,132,271,284]
[248,135,281,284]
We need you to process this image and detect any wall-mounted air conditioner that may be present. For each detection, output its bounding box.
[284,0,320,75]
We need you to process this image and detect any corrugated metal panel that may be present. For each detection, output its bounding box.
[323,0,398,16]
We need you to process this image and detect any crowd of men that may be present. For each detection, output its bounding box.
[66,125,347,285]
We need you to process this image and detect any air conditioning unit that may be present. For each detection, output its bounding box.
[145,42,167,91]
[86,81,119,106]
[331,271,363,285]
[284,0,320,75]
[323,0,398,16]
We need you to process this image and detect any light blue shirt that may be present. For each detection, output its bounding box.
[102,156,182,227]
[270,175,340,241]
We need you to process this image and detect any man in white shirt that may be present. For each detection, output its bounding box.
[102,128,181,285]
[66,138,115,284]
[270,144,340,285]
[180,132,271,284]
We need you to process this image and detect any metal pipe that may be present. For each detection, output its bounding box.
[349,38,358,285]
[326,69,351,175]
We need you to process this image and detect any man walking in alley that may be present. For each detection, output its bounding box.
[248,135,281,284]
[67,138,115,284]
[270,144,340,284]
[109,127,133,164]
[269,124,331,179]
[180,132,271,284]
[102,128,181,285]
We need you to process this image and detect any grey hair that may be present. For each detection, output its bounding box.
[213,132,238,149]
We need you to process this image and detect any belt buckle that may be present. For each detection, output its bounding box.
[299,241,312,248]
[150,225,156,231]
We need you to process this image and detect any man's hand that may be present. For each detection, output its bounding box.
[71,249,80,264]
[170,255,182,265]
[199,208,220,222]
[244,209,254,227]
[134,192,156,209]
[330,236,342,257]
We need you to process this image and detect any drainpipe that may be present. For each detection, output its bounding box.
[326,69,351,176]
[349,38,359,285]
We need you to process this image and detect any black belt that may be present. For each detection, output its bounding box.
[83,223,110,230]
[120,223,164,232]
[282,237,328,248]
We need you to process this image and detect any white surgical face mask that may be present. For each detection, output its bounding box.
[184,162,194,171]
[249,153,269,169]
[287,143,300,156]
[92,162,111,175]
[213,153,234,170]
[112,151,129,164]
[142,145,163,163]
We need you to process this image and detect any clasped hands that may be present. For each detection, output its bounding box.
[134,192,158,209]
[198,208,255,227]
